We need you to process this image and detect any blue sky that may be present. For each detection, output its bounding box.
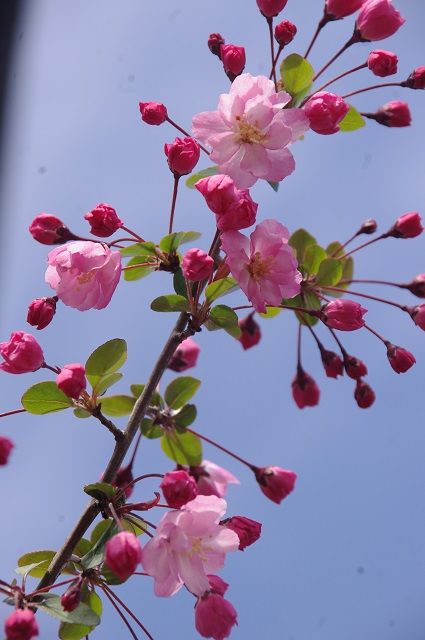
[0,1,424,638]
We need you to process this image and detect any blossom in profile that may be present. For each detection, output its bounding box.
[191,460,240,498]
[253,466,297,504]
[221,220,301,313]
[84,203,123,237]
[0,332,44,374]
[192,74,309,188]
[105,531,142,581]
[356,0,405,41]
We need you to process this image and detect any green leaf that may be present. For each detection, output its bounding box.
[85,339,127,392]
[173,269,188,298]
[159,231,201,253]
[280,53,314,99]
[205,277,238,303]
[81,522,116,570]
[99,395,136,417]
[267,181,279,192]
[289,229,317,262]
[185,166,218,188]
[90,519,114,546]
[207,305,241,338]
[283,292,321,326]
[140,418,163,439]
[59,591,102,640]
[124,257,156,282]
[316,258,344,286]
[120,241,157,258]
[36,594,100,625]
[339,105,366,132]
[83,482,116,501]
[72,538,92,558]
[73,408,91,419]
[259,306,282,319]
[16,551,56,578]
[151,294,189,312]
[21,382,73,415]
[94,372,123,396]
[303,244,327,276]
[165,376,201,410]
[130,384,163,408]
[161,431,202,466]
[326,241,345,258]
[173,404,197,428]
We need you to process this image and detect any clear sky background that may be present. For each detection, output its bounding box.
[0,1,424,639]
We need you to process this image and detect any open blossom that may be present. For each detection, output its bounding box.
[192,74,309,189]
[221,220,301,313]
[195,593,238,640]
[45,241,121,311]
[0,332,44,374]
[191,460,239,498]
[142,495,239,597]
[356,0,405,41]
[195,174,257,231]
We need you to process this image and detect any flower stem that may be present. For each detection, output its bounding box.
[314,62,367,94]
[168,175,180,235]
[341,233,387,259]
[364,323,389,345]
[342,81,401,99]
[187,428,254,470]
[0,408,26,419]
[269,45,283,80]
[320,286,407,310]
[313,32,359,82]
[92,406,124,441]
[166,117,210,155]
[121,226,145,243]
[267,18,278,90]
[101,586,140,640]
[103,584,155,640]
[27,577,76,599]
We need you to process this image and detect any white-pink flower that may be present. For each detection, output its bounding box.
[221,219,301,312]
[192,74,309,188]
[142,495,239,597]
[195,460,240,498]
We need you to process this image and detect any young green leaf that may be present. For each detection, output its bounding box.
[161,431,202,466]
[207,305,242,338]
[80,522,117,570]
[185,165,218,188]
[123,257,156,282]
[316,258,344,286]
[339,105,366,132]
[120,241,157,258]
[36,594,100,626]
[140,418,163,439]
[288,229,317,262]
[173,403,197,428]
[205,277,238,303]
[83,482,117,502]
[303,244,327,276]
[159,231,201,253]
[85,339,127,391]
[150,294,189,312]
[280,53,314,98]
[98,395,136,417]
[21,382,73,415]
[165,377,201,409]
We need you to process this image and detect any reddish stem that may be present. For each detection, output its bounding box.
[0,408,26,419]
[320,286,407,310]
[187,428,254,470]
[315,62,368,95]
[364,323,389,345]
[166,117,210,155]
[304,12,329,59]
[27,578,76,599]
[267,17,278,90]
[103,584,155,640]
[101,586,139,640]
[342,233,387,259]
[313,33,359,82]
[121,225,145,243]
[121,473,164,495]
[269,45,283,80]
[342,81,401,99]
[168,175,180,235]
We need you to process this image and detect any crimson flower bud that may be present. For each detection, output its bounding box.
[181,248,214,282]
[386,344,416,373]
[292,369,320,408]
[321,350,344,378]
[322,299,367,331]
[27,297,57,330]
[389,212,423,238]
[358,218,378,235]
[0,436,14,466]
[0,331,44,374]
[402,275,425,298]
[238,313,261,350]
[208,33,225,57]
[223,516,262,550]
[356,0,405,42]
[5,609,39,640]
[105,531,142,581]
[164,137,200,176]
[207,575,229,596]
[29,213,74,245]
[325,0,364,19]
[195,593,238,640]
[84,203,123,237]
[256,0,288,18]
[168,337,200,372]
[114,464,134,498]
[61,581,82,612]
[403,66,425,90]
[254,466,297,504]
[367,49,398,77]
[409,304,425,331]
[138,101,168,125]
[344,354,368,380]
[274,19,297,46]
[304,92,349,135]
[160,470,198,508]
[370,101,412,127]
[354,379,376,408]
[220,44,246,80]
[56,363,86,400]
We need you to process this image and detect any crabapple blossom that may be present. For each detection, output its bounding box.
[61,582,82,612]
[322,299,367,331]
[367,50,398,77]
[254,466,297,504]
[208,33,225,57]
[182,249,214,282]
[168,337,200,372]
[105,531,142,581]
[4,609,39,640]
[191,460,239,498]
[207,575,229,596]
[344,354,368,379]
[84,203,123,237]
[386,345,416,373]
[0,436,14,466]
[56,363,87,399]
[292,369,320,408]
[404,275,425,298]
[160,470,198,508]
[223,516,262,550]
[0,332,44,374]
[238,313,261,350]
[195,174,258,232]
[45,241,121,311]
[356,0,405,41]
[373,100,412,127]
[304,92,349,135]
[390,212,423,238]
[29,214,72,245]
[113,464,134,498]
[354,380,376,408]
[256,0,288,18]
[27,297,57,330]
[404,67,425,90]
[142,495,239,597]
[325,0,365,18]
[164,137,200,176]
[192,74,309,188]
[139,101,168,125]
[409,304,425,331]
[195,593,238,640]
[321,350,344,378]
[221,219,302,313]
[220,45,246,79]
[274,20,297,46]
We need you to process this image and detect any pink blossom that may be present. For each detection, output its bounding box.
[220,45,246,80]
[5,609,39,640]
[0,332,44,374]
[27,297,57,330]
[168,337,200,372]
[160,470,198,508]
[164,137,200,176]
[354,380,376,408]
[405,67,425,90]
[373,100,411,127]
[56,363,87,399]
[386,345,416,373]
[390,212,423,238]
[256,0,288,18]
[207,575,229,596]
[139,101,168,125]
[45,241,121,311]
[304,92,349,135]
[192,460,240,498]
[84,203,123,237]
[195,174,258,232]
[223,516,262,550]
[274,20,297,46]
[325,0,365,18]
[221,220,301,313]
[356,0,405,41]
[320,350,344,378]
[192,74,309,189]
[142,495,239,597]
[105,531,142,581]
[195,593,238,640]
[29,213,72,245]
[182,248,214,281]
[61,582,82,612]
[0,436,14,466]
[367,50,398,77]
[254,466,297,504]
[344,354,368,379]
[322,299,367,331]
[113,464,134,498]
[411,305,425,331]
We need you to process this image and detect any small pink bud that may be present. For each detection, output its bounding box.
[207,575,229,596]
[325,0,365,18]
[182,248,214,282]
[358,218,378,235]
[5,609,39,640]
[356,0,405,41]
[354,379,376,408]
[160,470,198,508]
[29,213,73,245]
[195,174,258,232]
[223,516,262,551]
[56,363,86,399]
[403,66,425,90]
[168,337,200,372]
[372,101,412,127]
[27,297,57,330]
[292,369,320,408]
[195,593,238,640]
[322,299,367,331]
[0,331,44,374]
[105,531,142,581]
[386,344,416,373]
[164,137,200,177]
[367,49,398,77]
[254,466,297,504]
[238,313,261,350]
[304,92,349,135]
[256,0,288,18]
[403,275,425,298]
[84,203,123,238]
[409,304,425,331]
[389,212,423,238]
[274,19,297,46]
[61,581,82,612]
[114,464,134,498]
[208,33,225,57]
[0,436,14,466]
[344,354,368,380]
[138,101,168,125]
[321,350,344,378]
[220,44,246,80]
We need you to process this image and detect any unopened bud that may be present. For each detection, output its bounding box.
[61,581,82,612]
[114,464,134,498]
[366,101,412,128]
[220,44,246,81]
[388,212,423,239]
[254,466,297,504]
[357,218,378,235]
[29,214,75,245]
[222,516,262,550]
[274,20,297,47]
[354,379,376,408]
[238,313,261,350]
[208,33,225,57]
[344,354,367,380]
[402,274,425,298]
[402,66,425,90]
[27,297,57,330]
[138,101,168,125]
[321,349,344,378]
[160,470,198,508]
[386,344,416,373]
[408,304,425,331]
[292,368,320,408]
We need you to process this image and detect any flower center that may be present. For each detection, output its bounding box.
[247,252,274,281]
[235,116,266,145]
[77,271,95,285]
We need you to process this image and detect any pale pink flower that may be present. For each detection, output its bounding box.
[142,495,239,597]
[192,74,309,188]
[193,460,240,498]
[221,219,301,313]
[45,241,121,311]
